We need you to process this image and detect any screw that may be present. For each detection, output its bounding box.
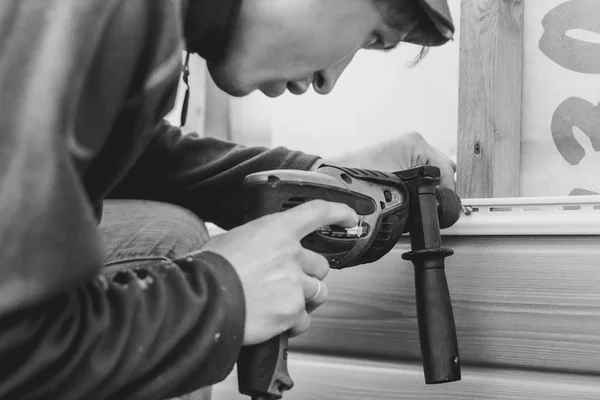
[474,142,482,155]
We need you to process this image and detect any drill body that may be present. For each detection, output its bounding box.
[237,165,463,400]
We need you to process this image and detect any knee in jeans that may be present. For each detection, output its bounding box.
[101,200,210,259]
[152,202,210,254]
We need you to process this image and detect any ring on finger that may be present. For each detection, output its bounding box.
[306,276,322,303]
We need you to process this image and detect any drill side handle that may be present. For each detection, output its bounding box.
[403,250,461,384]
[400,166,462,384]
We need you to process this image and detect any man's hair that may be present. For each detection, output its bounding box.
[375,0,433,65]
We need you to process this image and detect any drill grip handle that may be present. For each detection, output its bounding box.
[237,333,293,400]
[410,252,461,384]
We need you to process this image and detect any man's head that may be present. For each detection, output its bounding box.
[203,0,453,98]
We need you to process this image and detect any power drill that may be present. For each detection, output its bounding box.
[236,164,463,400]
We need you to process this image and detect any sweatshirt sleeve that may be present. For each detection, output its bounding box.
[0,1,245,399]
[108,120,322,230]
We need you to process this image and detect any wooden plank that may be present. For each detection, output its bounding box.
[286,236,600,374]
[457,0,524,198]
[212,354,600,400]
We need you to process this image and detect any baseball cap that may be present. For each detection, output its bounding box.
[403,0,455,47]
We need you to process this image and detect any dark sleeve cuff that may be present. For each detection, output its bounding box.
[277,149,322,172]
[172,250,246,388]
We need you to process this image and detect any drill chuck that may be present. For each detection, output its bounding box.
[435,187,463,230]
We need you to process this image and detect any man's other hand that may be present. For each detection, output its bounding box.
[197,200,359,346]
[319,132,457,191]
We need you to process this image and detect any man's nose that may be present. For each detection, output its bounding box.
[313,52,356,95]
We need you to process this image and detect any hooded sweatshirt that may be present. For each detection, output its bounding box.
[0,0,320,399]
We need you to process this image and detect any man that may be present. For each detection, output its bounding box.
[0,0,455,399]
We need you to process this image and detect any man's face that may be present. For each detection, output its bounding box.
[207,0,412,98]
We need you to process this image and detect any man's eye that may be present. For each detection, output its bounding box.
[371,33,400,52]
[371,33,385,48]
[365,33,381,49]
[368,33,395,51]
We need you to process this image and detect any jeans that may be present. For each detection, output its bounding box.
[99,199,214,400]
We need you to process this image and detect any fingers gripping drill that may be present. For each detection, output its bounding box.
[237,165,463,400]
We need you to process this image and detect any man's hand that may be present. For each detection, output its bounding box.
[316,132,457,190]
[198,200,358,346]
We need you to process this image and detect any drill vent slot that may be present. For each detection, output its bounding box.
[372,217,394,249]
[281,197,312,210]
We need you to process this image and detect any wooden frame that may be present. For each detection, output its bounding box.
[457,0,524,199]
